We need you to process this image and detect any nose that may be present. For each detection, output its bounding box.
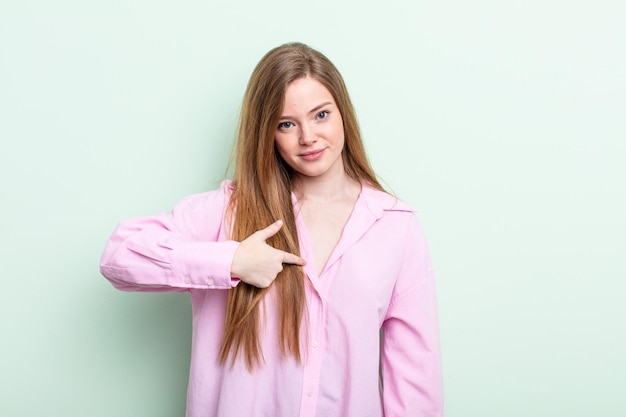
[299,124,317,146]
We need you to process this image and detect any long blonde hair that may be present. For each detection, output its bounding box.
[220,42,383,369]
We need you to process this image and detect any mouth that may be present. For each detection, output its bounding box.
[299,149,325,161]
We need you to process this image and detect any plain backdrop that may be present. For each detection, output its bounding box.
[1,1,624,416]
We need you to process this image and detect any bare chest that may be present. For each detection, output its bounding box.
[300,201,355,276]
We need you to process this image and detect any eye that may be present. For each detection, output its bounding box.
[316,110,329,120]
[278,121,294,130]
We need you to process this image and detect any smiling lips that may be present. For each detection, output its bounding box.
[299,149,325,161]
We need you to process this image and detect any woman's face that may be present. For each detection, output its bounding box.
[274,77,345,182]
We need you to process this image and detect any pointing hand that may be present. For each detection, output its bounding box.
[230,220,306,288]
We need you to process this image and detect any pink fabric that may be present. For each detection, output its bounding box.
[100,180,443,417]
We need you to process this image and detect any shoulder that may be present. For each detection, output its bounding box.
[360,184,415,216]
[359,185,427,242]
[169,180,234,239]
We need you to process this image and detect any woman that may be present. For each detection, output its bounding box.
[100,42,442,417]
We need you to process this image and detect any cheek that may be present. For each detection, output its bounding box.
[333,124,346,147]
[274,136,291,160]
[332,118,345,140]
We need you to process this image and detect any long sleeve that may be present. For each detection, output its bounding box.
[100,184,240,292]
[381,214,443,416]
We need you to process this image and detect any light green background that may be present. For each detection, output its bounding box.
[1,1,624,416]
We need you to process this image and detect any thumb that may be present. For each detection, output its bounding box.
[254,220,284,241]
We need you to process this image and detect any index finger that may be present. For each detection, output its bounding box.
[280,251,307,266]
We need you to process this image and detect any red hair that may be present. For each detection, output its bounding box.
[220,42,383,369]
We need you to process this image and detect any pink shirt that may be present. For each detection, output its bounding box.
[100,180,443,417]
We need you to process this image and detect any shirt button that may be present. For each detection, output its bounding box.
[312,341,318,348]
[307,390,313,397]
[184,276,191,284]
[207,278,214,286]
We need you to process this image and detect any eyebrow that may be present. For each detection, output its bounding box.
[279,101,333,121]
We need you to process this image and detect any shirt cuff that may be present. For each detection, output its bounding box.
[172,240,240,289]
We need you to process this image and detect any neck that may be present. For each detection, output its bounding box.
[292,170,361,203]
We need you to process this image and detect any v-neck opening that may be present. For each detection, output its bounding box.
[293,187,365,283]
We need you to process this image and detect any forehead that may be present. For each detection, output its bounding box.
[282,77,335,110]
